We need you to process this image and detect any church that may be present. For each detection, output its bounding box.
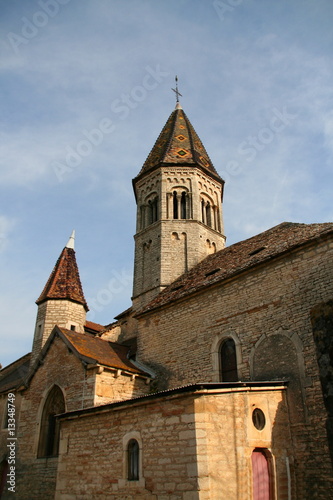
[1,97,333,499]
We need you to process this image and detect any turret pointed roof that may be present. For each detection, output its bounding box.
[36,232,88,311]
[134,103,223,185]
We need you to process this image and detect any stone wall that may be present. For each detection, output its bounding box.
[94,367,149,406]
[132,167,225,311]
[55,385,289,500]
[2,333,149,500]
[12,336,90,500]
[136,235,333,498]
[195,388,293,499]
[310,299,333,466]
[31,299,86,366]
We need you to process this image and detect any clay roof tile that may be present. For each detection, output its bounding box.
[133,105,223,187]
[139,222,333,314]
[58,328,146,375]
[36,246,88,311]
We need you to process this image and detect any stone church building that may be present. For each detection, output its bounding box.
[1,101,333,499]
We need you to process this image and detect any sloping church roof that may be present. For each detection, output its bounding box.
[133,103,223,185]
[0,353,31,394]
[58,327,144,375]
[36,239,88,311]
[25,326,149,387]
[138,221,333,315]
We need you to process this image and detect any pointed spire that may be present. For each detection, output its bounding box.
[134,105,223,184]
[36,233,88,311]
[66,229,75,249]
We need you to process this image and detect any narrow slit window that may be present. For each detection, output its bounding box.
[173,191,178,219]
[127,439,139,481]
[206,202,212,227]
[181,191,187,219]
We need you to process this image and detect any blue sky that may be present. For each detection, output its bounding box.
[1,0,333,368]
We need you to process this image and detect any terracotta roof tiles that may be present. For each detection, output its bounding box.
[58,328,145,375]
[36,246,88,311]
[134,106,223,185]
[139,222,333,315]
[84,320,105,334]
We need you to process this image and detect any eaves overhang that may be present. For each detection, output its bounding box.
[57,381,288,421]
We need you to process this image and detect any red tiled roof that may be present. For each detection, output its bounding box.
[84,320,105,334]
[58,328,145,375]
[133,106,223,185]
[138,222,333,315]
[36,247,88,311]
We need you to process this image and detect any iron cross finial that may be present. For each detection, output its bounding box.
[172,75,182,103]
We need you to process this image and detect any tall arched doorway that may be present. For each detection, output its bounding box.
[37,385,65,458]
[251,449,273,500]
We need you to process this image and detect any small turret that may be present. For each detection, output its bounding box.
[31,231,88,365]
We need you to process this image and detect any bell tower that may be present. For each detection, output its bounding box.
[132,101,226,310]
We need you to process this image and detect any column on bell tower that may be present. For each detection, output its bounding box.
[132,102,226,311]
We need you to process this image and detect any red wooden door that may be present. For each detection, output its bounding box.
[252,450,270,500]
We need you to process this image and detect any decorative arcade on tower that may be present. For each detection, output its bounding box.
[132,85,226,310]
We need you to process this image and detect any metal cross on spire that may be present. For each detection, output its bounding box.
[172,75,182,103]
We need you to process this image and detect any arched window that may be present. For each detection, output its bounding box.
[201,199,205,223]
[201,198,213,227]
[148,197,158,224]
[173,191,178,219]
[37,385,65,458]
[220,338,238,381]
[181,191,187,219]
[127,439,139,481]
[152,197,158,222]
[139,205,145,229]
[206,202,212,227]
[172,190,188,220]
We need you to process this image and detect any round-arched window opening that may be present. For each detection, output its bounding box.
[252,408,266,430]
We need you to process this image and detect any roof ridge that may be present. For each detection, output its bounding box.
[0,352,31,374]
[137,221,333,315]
[181,110,219,177]
[160,108,179,163]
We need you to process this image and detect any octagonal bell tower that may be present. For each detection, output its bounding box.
[132,101,226,311]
